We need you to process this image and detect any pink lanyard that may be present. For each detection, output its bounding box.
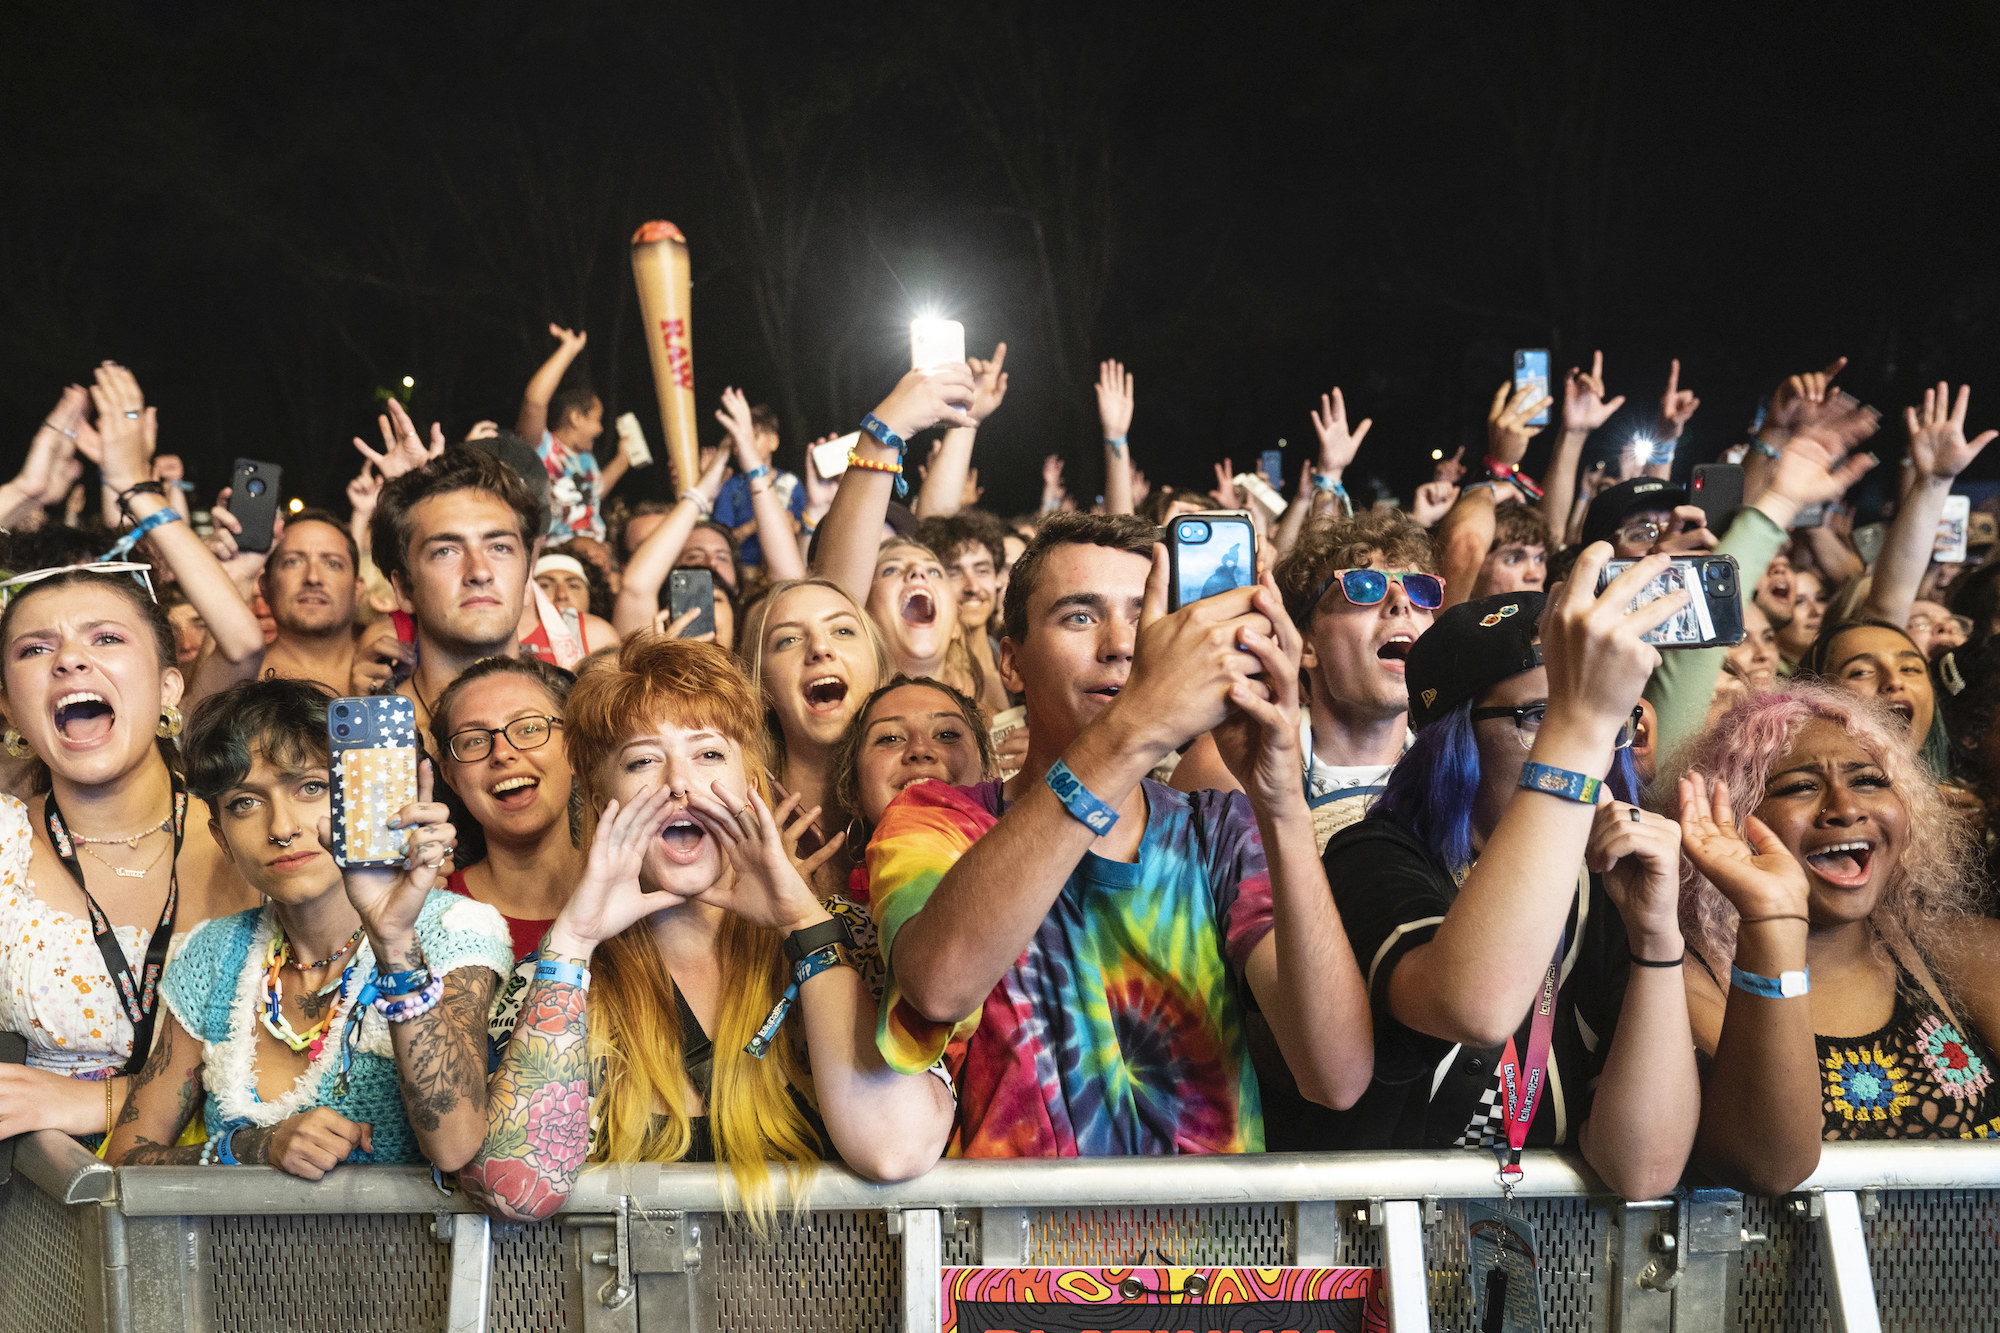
[1494,939,1562,1189]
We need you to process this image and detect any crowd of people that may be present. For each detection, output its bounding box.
[3,328,1998,1221]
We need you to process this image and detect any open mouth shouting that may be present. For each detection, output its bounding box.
[1376,633,1415,670]
[1804,838,1874,889]
[1885,699,1915,728]
[488,774,541,811]
[900,590,937,627]
[802,674,849,716]
[53,691,117,746]
[658,816,709,865]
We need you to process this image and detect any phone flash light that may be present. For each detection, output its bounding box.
[287,498,303,514]
[401,375,415,388]
[910,317,956,341]
[1431,449,1444,460]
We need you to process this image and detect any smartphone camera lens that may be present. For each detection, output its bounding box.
[1177,520,1210,543]
[335,723,350,737]
[1705,565,1735,595]
[246,477,266,497]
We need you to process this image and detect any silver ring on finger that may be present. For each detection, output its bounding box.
[123,410,141,420]
[1629,806,1641,823]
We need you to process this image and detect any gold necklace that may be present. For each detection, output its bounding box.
[76,839,170,881]
[67,815,172,848]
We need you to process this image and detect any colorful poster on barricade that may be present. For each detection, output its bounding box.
[942,1266,1385,1332]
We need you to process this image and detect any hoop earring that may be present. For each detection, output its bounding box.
[157,706,184,740]
[1,728,33,760]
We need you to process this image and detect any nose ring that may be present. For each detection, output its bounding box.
[270,833,297,848]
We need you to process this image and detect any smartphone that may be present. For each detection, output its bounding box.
[1259,448,1285,490]
[1233,471,1286,519]
[1690,463,1744,534]
[327,696,420,868]
[227,458,284,553]
[910,318,966,370]
[1852,521,1888,568]
[1598,554,1745,649]
[1936,494,1971,563]
[615,411,653,469]
[812,431,859,481]
[669,567,717,639]
[1165,510,1257,611]
[1513,349,1551,427]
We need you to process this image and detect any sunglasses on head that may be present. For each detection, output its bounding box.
[1310,567,1445,613]
[0,561,158,612]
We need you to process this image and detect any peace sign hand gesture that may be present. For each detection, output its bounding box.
[1676,773,1810,922]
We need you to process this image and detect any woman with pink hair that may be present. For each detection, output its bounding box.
[1669,682,2000,1195]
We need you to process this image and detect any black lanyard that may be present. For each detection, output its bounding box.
[42,778,185,1076]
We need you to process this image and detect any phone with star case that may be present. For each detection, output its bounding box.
[327,696,420,868]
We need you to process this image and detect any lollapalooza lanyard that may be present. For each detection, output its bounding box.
[42,778,186,1075]
[1494,933,1564,1194]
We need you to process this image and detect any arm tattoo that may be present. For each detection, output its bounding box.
[110,1016,204,1161]
[392,967,498,1133]
[459,975,591,1221]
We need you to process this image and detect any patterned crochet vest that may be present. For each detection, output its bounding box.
[1818,980,2000,1141]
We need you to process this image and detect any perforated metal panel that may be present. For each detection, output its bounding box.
[1426,1197,1608,1333]
[705,1208,900,1331]
[489,1219,576,1333]
[206,1212,449,1332]
[1023,1203,1293,1266]
[1866,1189,2000,1332]
[0,1178,89,1333]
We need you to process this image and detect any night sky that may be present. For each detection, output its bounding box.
[8,1,2000,519]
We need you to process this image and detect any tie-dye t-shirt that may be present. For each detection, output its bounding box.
[869,778,1275,1157]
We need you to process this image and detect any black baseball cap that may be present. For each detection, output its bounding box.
[1581,477,1688,548]
[1406,591,1546,730]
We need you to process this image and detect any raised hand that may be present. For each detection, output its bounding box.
[354,397,443,482]
[1411,480,1460,527]
[346,465,383,523]
[968,343,1010,424]
[1310,388,1372,477]
[870,364,978,440]
[1905,382,1997,482]
[1677,773,1811,921]
[1208,572,1309,814]
[1562,350,1626,434]
[715,386,760,467]
[464,420,501,442]
[1488,381,1552,465]
[350,621,413,695]
[961,466,984,508]
[546,783,684,957]
[1433,446,1467,485]
[1095,358,1135,441]
[87,362,155,492]
[326,760,454,953]
[684,784,828,935]
[801,435,839,512]
[1768,357,1848,436]
[548,324,588,357]
[1765,434,1877,512]
[1041,454,1068,510]
[1586,799,1685,951]
[1657,358,1700,441]
[1130,467,1151,507]
[654,606,712,642]
[1540,546,1687,752]
[204,487,282,585]
[770,782,848,881]
[1210,458,1243,509]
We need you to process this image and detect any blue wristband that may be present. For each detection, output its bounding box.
[215,1125,240,1165]
[1311,471,1346,496]
[857,412,909,498]
[374,966,432,998]
[1731,963,1809,999]
[1518,761,1603,805]
[100,507,182,561]
[534,958,591,991]
[1104,435,1128,454]
[1751,438,1783,460]
[1045,758,1119,835]
[1648,437,1679,467]
[742,463,772,483]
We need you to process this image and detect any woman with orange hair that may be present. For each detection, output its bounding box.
[1670,682,2000,1196]
[459,634,953,1222]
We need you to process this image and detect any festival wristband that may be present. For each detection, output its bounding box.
[216,1126,240,1166]
[1730,963,1809,999]
[100,507,181,561]
[744,945,851,1059]
[1751,438,1783,460]
[857,412,910,498]
[680,488,712,517]
[1517,761,1603,805]
[533,958,591,991]
[742,463,772,483]
[1648,437,1679,466]
[1311,471,1346,495]
[1104,435,1128,453]
[374,965,433,998]
[1045,757,1119,835]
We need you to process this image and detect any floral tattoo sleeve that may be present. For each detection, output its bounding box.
[458,974,591,1221]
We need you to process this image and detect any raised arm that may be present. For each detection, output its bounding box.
[1541,352,1620,530]
[516,324,588,443]
[1386,547,1687,1046]
[1675,774,1823,1194]
[812,366,976,604]
[1434,484,1501,610]
[611,450,729,638]
[1095,358,1136,516]
[1866,382,1994,627]
[1306,388,1372,521]
[1644,358,1700,480]
[0,386,87,529]
[916,344,1008,519]
[715,387,806,582]
[88,365,264,704]
[333,763,498,1172]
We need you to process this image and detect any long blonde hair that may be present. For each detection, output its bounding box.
[563,633,821,1218]
[738,577,890,773]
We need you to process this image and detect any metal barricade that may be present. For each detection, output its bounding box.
[3,1132,1997,1332]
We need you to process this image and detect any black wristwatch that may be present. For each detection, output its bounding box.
[783,915,853,964]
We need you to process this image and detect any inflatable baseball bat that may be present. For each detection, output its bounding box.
[630,221,700,494]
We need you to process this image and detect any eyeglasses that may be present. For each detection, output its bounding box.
[445,714,562,763]
[1909,612,1974,639]
[1309,568,1446,614]
[1613,519,1666,548]
[1470,703,1643,751]
[0,561,157,611]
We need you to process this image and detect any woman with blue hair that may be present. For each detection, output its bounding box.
[1312,547,1701,1201]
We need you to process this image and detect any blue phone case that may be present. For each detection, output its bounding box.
[327,695,420,868]
[1166,511,1257,611]
[1514,349,1551,427]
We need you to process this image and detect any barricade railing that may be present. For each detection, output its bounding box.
[4,1131,1997,1332]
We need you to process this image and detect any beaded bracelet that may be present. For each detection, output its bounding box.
[372,973,445,1023]
[681,488,712,517]
[845,451,905,482]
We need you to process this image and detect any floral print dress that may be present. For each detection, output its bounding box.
[1818,980,2000,1140]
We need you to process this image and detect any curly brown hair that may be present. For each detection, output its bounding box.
[1274,510,1436,627]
